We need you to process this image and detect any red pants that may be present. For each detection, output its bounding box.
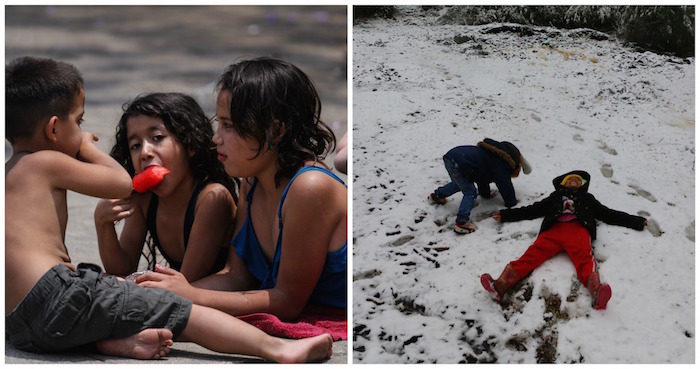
[510,221,597,286]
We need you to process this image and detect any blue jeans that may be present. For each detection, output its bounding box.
[434,156,477,223]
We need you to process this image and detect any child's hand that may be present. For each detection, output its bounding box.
[79,131,99,151]
[136,264,195,298]
[94,197,134,225]
[492,211,502,222]
[76,131,100,161]
[82,131,99,143]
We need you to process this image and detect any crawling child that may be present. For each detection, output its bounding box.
[482,170,647,309]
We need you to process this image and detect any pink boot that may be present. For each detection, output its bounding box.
[481,274,502,301]
[587,271,612,310]
[481,263,520,302]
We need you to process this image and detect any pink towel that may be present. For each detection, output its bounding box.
[238,311,347,341]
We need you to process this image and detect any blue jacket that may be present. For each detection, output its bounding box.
[444,145,517,207]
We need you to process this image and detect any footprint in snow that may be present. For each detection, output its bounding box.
[391,235,414,246]
[628,184,657,202]
[434,216,449,227]
[600,163,613,178]
[472,211,493,222]
[596,140,618,155]
[645,219,663,237]
[685,221,694,242]
[354,269,382,281]
[638,210,663,237]
[414,209,428,224]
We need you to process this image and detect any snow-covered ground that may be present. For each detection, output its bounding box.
[352,7,694,364]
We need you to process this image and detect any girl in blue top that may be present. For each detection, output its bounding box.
[138,58,347,321]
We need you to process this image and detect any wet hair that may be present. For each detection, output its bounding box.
[5,56,84,144]
[216,57,336,186]
[111,92,238,199]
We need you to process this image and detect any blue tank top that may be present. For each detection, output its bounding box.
[232,166,347,309]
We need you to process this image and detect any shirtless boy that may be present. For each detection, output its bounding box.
[5,56,331,362]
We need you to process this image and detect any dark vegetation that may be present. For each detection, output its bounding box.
[354,5,694,57]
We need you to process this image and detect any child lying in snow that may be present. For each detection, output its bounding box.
[482,170,647,309]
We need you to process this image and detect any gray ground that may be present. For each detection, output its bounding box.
[5,5,347,364]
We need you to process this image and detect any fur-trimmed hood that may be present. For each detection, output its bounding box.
[477,138,532,177]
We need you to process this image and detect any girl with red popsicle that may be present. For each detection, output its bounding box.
[94,92,238,282]
[135,58,347,321]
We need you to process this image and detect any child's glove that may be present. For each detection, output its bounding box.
[133,165,170,193]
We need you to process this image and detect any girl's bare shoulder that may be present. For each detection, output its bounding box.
[284,169,346,210]
[195,182,237,216]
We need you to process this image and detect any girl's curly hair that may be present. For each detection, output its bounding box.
[216,57,336,187]
[111,92,237,199]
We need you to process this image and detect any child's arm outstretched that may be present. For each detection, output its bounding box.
[45,132,132,198]
[494,193,554,223]
[590,195,647,230]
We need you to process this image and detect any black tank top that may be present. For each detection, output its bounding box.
[146,181,229,274]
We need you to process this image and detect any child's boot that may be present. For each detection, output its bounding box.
[428,192,448,205]
[481,263,520,302]
[454,220,477,234]
[586,271,612,310]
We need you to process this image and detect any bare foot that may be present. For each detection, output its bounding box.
[275,333,333,363]
[96,328,174,360]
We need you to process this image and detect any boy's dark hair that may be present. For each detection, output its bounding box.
[111,92,238,199]
[216,57,336,186]
[5,56,84,144]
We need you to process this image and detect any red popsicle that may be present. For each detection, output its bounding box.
[132,165,170,193]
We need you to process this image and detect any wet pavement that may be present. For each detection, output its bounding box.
[5,5,348,364]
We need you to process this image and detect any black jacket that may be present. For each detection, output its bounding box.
[499,170,646,240]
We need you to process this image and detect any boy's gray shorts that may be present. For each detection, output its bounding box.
[6,264,192,353]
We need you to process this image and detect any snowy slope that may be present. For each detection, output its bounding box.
[352,7,694,364]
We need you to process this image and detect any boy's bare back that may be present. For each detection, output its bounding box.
[5,139,133,314]
[6,151,76,313]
